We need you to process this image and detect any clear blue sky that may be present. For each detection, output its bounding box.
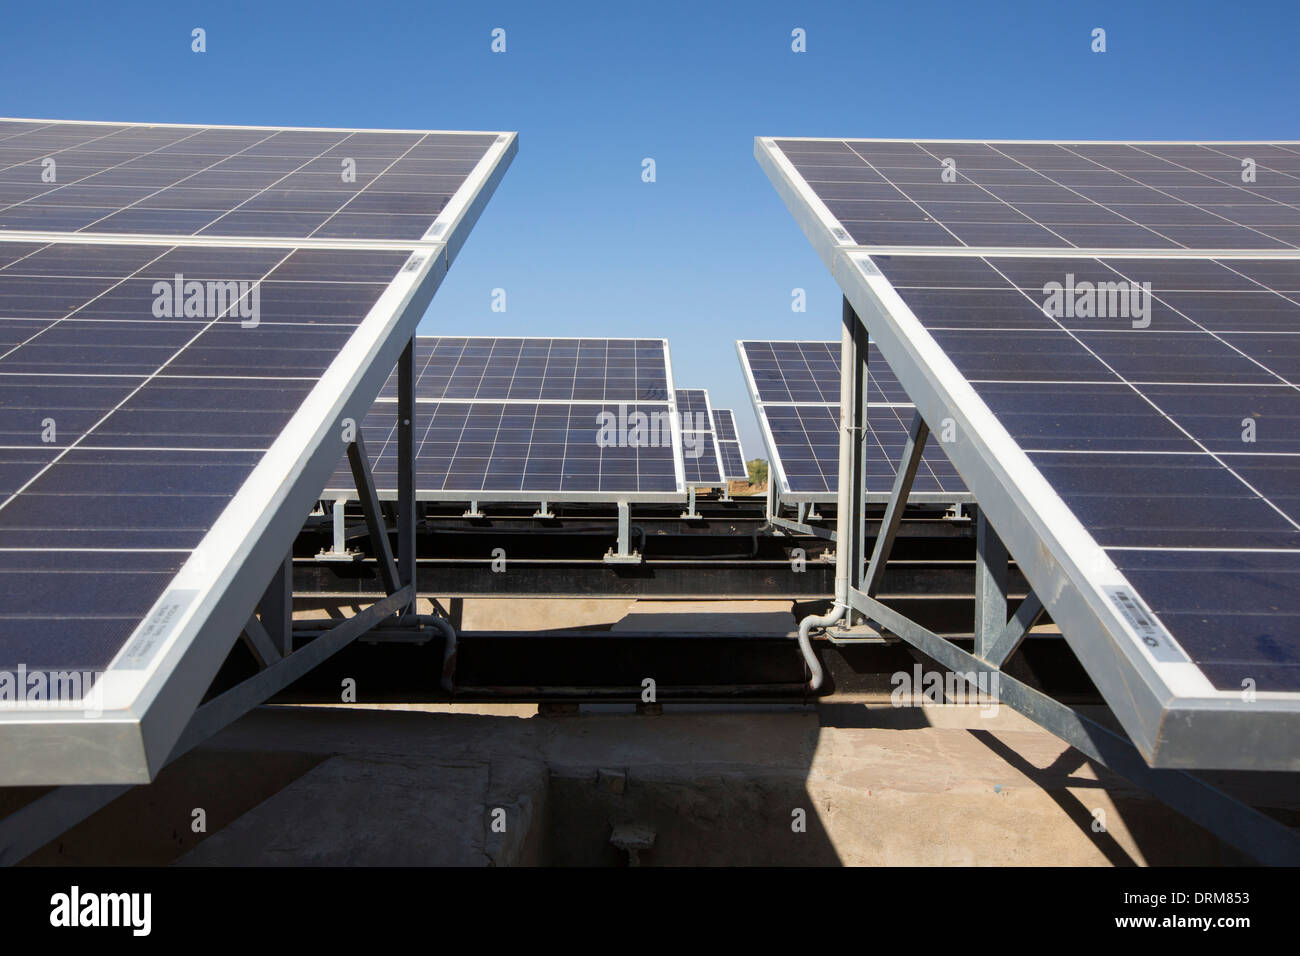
[3,0,1297,457]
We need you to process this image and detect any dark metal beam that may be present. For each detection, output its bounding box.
[293,558,1031,601]
[257,552,293,656]
[973,510,1008,660]
[863,411,929,597]
[347,428,400,594]
[396,337,417,619]
[240,613,282,667]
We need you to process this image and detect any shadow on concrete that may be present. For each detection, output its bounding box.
[967,729,1251,866]
[817,702,931,730]
[16,708,843,867]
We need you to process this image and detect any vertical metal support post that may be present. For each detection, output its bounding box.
[682,486,699,519]
[974,509,1009,661]
[396,337,417,620]
[602,501,641,563]
[332,499,347,555]
[258,552,293,656]
[846,297,870,615]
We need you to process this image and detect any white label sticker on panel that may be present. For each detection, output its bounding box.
[1103,585,1189,664]
[116,590,199,670]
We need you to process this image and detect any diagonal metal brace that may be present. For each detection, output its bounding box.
[347,428,400,595]
[980,592,1046,669]
[240,613,283,668]
[863,410,929,597]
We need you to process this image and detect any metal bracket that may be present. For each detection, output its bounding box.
[534,500,554,519]
[681,486,701,520]
[315,498,360,561]
[769,514,837,541]
[603,501,642,564]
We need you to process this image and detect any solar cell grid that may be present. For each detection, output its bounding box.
[0,120,499,241]
[334,336,685,500]
[740,339,911,404]
[0,239,414,671]
[377,336,670,402]
[738,340,968,502]
[0,118,516,784]
[327,401,680,496]
[709,409,748,481]
[871,252,1300,690]
[711,408,738,441]
[674,388,724,487]
[772,139,1300,251]
[717,440,747,480]
[761,135,1300,768]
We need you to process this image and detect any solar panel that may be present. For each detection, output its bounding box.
[737,340,970,504]
[0,118,516,785]
[328,401,681,498]
[758,136,1300,769]
[768,138,1300,253]
[711,408,749,481]
[675,387,725,487]
[376,337,670,401]
[0,120,498,242]
[323,336,686,502]
[874,252,1300,691]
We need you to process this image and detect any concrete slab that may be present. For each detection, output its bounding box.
[179,753,548,867]
[21,702,1280,866]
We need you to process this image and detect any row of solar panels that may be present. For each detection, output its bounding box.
[319,337,750,502]
[2,118,1298,787]
[319,334,975,507]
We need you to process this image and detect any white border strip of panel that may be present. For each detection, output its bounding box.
[736,340,796,498]
[662,338,688,496]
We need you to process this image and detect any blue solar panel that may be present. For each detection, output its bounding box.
[775,139,1300,250]
[0,240,411,671]
[329,337,686,500]
[711,408,749,481]
[737,340,968,502]
[326,401,680,496]
[873,253,1300,691]
[676,388,724,487]
[0,121,499,241]
[377,337,670,401]
[0,118,515,785]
